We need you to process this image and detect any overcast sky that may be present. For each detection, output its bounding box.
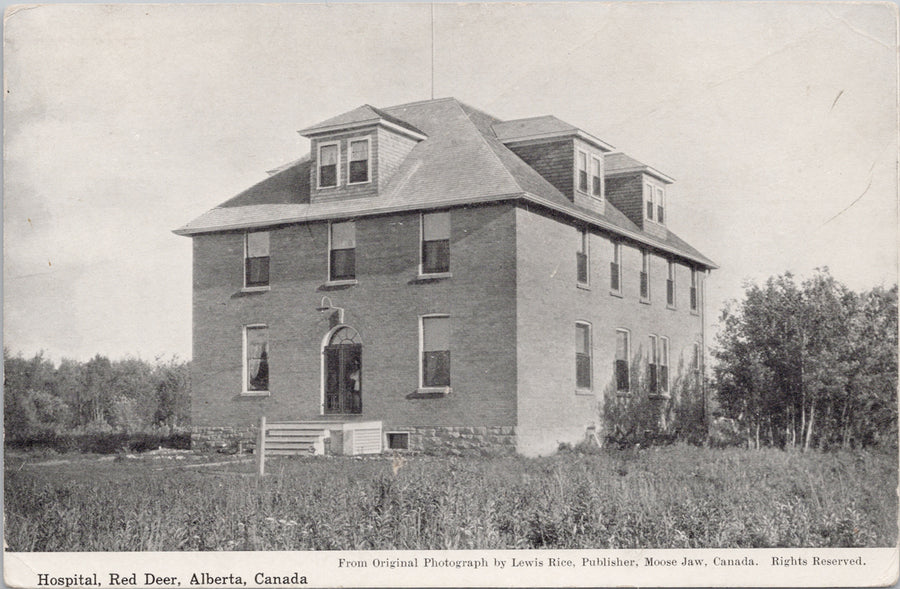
[4,2,897,362]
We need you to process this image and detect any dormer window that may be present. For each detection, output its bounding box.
[591,156,603,199]
[577,151,589,192]
[656,187,665,223]
[318,142,340,188]
[645,182,655,221]
[348,138,371,184]
[645,182,666,224]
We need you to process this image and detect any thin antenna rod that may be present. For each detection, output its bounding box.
[430,2,435,100]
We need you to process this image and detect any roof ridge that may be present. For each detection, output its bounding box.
[382,96,459,110]
[449,99,527,195]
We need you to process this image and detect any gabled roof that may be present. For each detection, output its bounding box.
[298,104,427,140]
[175,97,715,269]
[605,152,675,184]
[492,115,614,152]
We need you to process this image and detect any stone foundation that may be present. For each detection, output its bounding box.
[192,425,258,451]
[405,426,517,456]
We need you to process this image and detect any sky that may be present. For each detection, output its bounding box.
[3,2,897,363]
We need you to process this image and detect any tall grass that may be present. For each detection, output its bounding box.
[4,445,896,551]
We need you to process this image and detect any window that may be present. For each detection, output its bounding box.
[318,142,340,188]
[656,187,666,224]
[615,329,630,393]
[244,325,269,393]
[591,157,603,198]
[660,337,670,395]
[348,138,370,184]
[648,335,659,395]
[610,242,622,293]
[576,228,589,285]
[329,221,356,281]
[244,232,270,288]
[640,250,650,301]
[667,261,676,307]
[387,432,409,450]
[645,182,654,220]
[421,212,450,275]
[577,151,588,192]
[690,268,699,312]
[421,315,450,388]
[575,322,592,390]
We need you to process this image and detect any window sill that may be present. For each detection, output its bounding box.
[241,285,270,293]
[407,387,451,399]
[615,391,632,398]
[648,393,671,400]
[609,290,623,298]
[347,180,371,186]
[690,309,700,316]
[667,304,677,311]
[240,390,271,397]
[575,388,595,396]
[324,279,358,287]
[576,282,591,291]
[415,272,452,281]
[640,298,651,305]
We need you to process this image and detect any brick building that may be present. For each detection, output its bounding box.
[175,98,716,456]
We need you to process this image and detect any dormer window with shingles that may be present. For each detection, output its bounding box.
[318,142,340,189]
[348,138,370,184]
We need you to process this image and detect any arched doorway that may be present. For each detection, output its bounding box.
[322,325,362,414]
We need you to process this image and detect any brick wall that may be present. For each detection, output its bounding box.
[514,204,705,455]
[191,202,519,434]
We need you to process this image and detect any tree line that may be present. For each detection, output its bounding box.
[3,349,190,443]
[712,269,897,450]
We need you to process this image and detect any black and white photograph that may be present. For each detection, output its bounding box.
[3,2,898,587]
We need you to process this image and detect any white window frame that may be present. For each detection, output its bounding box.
[346,136,372,186]
[576,227,590,288]
[660,336,670,395]
[327,220,358,285]
[242,324,270,396]
[317,140,341,189]
[418,314,451,393]
[645,182,655,221]
[418,211,452,278]
[576,149,589,193]
[243,231,271,292]
[615,328,631,394]
[690,268,700,314]
[590,156,603,200]
[575,321,593,393]
[666,260,676,309]
[640,249,651,303]
[656,186,666,224]
[611,241,623,296]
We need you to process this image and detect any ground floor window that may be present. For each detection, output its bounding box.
[575,322,592,390]
[244,325,269,392]
[421,315,450,388]
[615,329,630,392]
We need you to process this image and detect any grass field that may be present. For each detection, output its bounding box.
[4,444,897,551]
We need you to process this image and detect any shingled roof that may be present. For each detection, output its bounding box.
[175,97,715,269]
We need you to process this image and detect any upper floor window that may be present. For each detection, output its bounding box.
[591,156,603,198]
[615,329,630,393]
[348,138,371,184]
[421,212,450,275]
[640,250,650,301]
[244,231,270,288]
[667,261,676,308]
[329,221,356,281]
[244,325,269,393]
[421,315,450,388]
[318,142,340,189]
[577,151,588,192]
[610,242,622,293]
[576,228,589,286]
[690,268,699,312]
[645,182,655,221]
[575,322,592,390]
[656,187,666,223]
